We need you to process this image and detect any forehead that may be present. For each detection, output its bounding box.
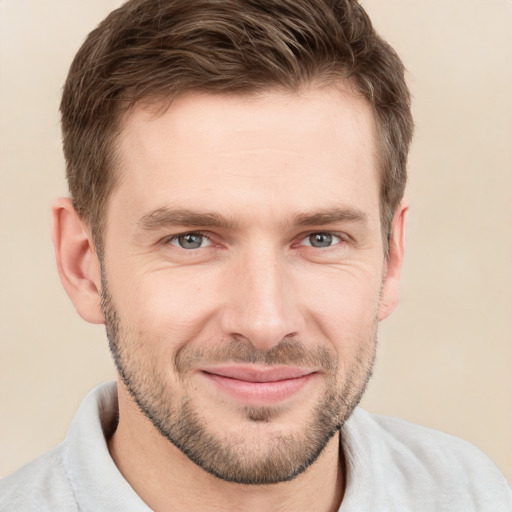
[110,85,380,226]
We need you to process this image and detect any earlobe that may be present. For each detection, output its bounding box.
[51,198,105,324]
[378,200,408,321]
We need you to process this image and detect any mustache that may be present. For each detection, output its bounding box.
[174,337,337,374]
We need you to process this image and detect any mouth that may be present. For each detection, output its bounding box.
[197,365,318,405]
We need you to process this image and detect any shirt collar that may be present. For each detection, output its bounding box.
[63,382,152,512]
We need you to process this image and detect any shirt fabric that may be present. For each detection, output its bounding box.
[1,382,511,511]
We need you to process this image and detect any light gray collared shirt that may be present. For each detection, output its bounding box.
[1,382,511,511]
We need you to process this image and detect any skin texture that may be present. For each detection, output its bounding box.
[52,85,407,512]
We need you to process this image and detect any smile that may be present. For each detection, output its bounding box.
[198,366,318,405]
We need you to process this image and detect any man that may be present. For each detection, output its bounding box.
[1,0,510,510]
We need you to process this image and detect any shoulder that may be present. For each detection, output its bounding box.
[0,444,78,512]
[366,411,506,478]
[341,409,512,511]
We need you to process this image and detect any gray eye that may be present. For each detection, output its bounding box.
[176,233,205,249]
[308,233,333,248]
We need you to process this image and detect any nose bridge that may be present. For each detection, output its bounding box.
[221,242,302,351]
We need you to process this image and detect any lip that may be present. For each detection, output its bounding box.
[198,365,317,405]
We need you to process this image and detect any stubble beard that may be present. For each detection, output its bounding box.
[100,277,377,485]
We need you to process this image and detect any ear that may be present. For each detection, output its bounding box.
[52,198,105,324]
[378,200,408,321]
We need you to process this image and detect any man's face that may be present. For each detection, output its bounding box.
[100,86,395,484]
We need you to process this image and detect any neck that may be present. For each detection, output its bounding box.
[108,384,345,512]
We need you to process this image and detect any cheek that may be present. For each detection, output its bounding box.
[116,268,222,343]
[297,265,382,347]
[299,263,382,314]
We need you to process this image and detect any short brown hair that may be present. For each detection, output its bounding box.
[61,0,413,252]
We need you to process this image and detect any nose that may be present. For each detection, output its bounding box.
[219,246,304,351]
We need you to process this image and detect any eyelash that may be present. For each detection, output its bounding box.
[163,230,348,251]
[164,231,213,250]
[297,232,345,249]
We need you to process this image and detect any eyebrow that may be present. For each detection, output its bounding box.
[293,207,368,227]
[138,208,240,231]
[137,206,367,231]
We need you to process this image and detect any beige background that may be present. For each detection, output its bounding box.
[1,0,511,482]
